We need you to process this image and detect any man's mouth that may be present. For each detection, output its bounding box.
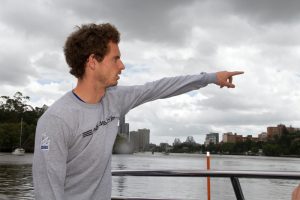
[117,73,121,79]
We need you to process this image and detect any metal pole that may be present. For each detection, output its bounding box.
[206,152,211,200]
[20,117,23,147]
[230,177,245,200]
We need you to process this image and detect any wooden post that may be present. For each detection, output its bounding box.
[207,151,211,200]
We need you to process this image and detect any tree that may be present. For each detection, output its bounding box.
[0,92,34,123]
[290,139,300,155]
[206,143,218,153]
[0,92,32,113]
[113,134,133,154]
[173,138,181,146]
[0,123,20,152]
[263,144,281,156]
[185,136,196,144]
[220,143,235,154]
[0,92,48,152]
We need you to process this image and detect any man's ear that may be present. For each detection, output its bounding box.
[86,54,96,70]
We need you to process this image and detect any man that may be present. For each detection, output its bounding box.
[33,23,243,200]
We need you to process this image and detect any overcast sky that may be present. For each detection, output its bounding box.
[1,0,299,144]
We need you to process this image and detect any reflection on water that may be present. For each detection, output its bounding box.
[115,163,128,196]
[0,153,34,199]
[0,164,34,200]
[116,176,127,196]
[0,153,299,200]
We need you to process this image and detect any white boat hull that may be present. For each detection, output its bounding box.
[12,148,25,156]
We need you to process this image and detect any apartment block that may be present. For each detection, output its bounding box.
[130,129,150,152]
[204,132,219,146]
[222,132,243,143]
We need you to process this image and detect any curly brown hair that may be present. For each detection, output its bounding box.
[64,23,120,79]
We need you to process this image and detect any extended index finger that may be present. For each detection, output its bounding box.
[229,71,244,76]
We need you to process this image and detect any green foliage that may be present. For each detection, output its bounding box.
[0,92,47,153]
[0,123,20,151]
[113,134,133,154]
[220,142,235,154]
[263,144,281,156]
[290,139,300,155]
[172,141,201,153]
[251,146,259,154]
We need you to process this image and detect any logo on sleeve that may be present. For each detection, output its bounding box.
[41,134,50,151]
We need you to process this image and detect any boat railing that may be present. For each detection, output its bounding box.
[111,169,300,200]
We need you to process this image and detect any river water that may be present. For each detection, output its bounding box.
[0,153,299,200]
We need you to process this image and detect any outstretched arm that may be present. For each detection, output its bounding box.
[117,71,244,116]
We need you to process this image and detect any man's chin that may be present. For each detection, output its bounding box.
[108,81,118,87]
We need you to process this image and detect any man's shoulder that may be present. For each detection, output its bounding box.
[40,92,78,120]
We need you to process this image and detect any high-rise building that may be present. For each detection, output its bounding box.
[204,133,219,146]
[222,132,243,143]
[129,131,138,151]
[118,115,129,139]
[130,129,150,152]
[138,129,150,150]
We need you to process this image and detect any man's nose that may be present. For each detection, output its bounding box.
[119,60,125,70]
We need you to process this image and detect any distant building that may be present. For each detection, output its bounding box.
[204,133,219,146]
[129,131,138,151]
[138,129,150,151]
[130,129,150,152]
[243,135,258,142]
[222,132,243,143]
[223,132,259,143]
[118,115,129,140]
[159,142,171,152]
[267,124,286,138]
[258,132,267,142]
[267,124,300,139]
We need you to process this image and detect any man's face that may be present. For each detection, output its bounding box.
[95,42,125,87]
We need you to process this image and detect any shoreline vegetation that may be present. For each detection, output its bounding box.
[1,92,300,157]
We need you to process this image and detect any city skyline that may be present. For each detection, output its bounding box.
[125,121,299,145]
[0,0,299,145]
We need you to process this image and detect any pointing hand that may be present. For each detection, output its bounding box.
[216,71,244,88]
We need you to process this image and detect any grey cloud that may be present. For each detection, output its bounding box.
[199,93,265,112]
[230,0,300,25]
[34,51,66,71]
[199,111,298,126]
[0,0,73,44]
[0,52,36,85]
[57,0,194,45]
[150,123,212,138]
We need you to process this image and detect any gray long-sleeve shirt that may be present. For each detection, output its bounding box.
[33,73,217,200]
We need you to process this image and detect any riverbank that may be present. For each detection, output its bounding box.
[0,153,33,165]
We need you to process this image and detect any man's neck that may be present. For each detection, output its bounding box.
[73,78,106,104]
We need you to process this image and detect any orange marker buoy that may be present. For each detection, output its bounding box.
[207,151,211,200]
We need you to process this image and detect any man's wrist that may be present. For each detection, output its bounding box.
[204,72,217,84]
